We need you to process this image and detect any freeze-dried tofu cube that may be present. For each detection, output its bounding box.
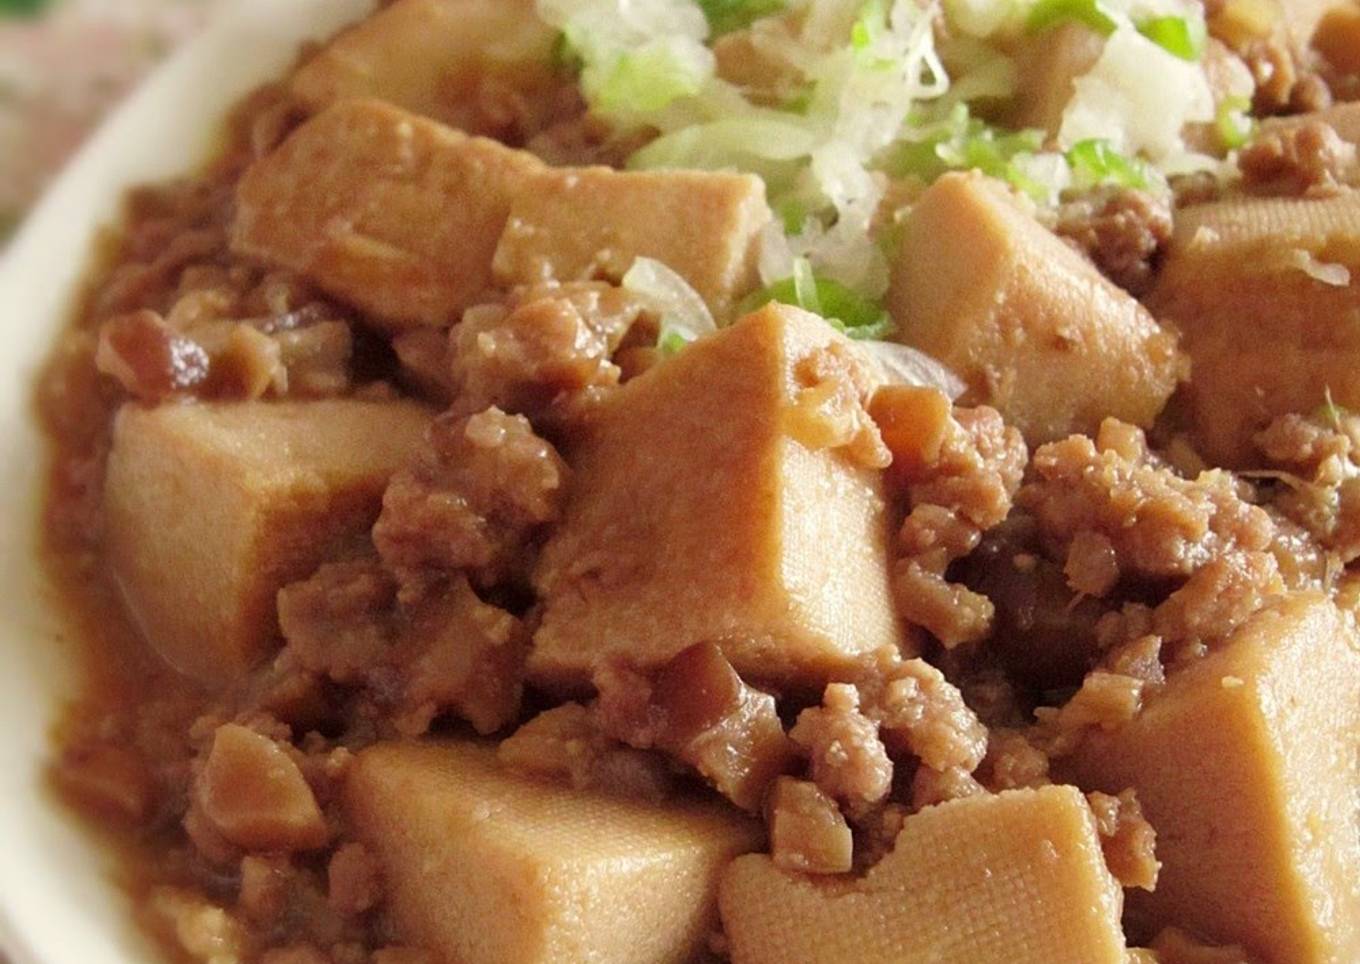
[232,99,545,329]
[345,741,761,964]
[719,785,1128,964]
[103,399,430,681]
[888,172,1185,444]
[1062,593,1360,963]
[530,303,903,690]
[493,166,770,319]
[1147,191,1360,464]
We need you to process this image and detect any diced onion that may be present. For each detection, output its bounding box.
[621,257,717,350]
[1287,249,1352,288]
[853,339,968,399]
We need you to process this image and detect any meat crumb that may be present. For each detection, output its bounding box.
[450,283,646,419]
[1087,789,1160,892]
[909,764,985,811]
[787,341,891,469]
[1256,411,1360,565]
[1239,121,1357,196]
[1021,420,1275,581]
[977,729,1051,792]
[859,652,988,774]
[1054,189,1173,295]
[873,390,1027,647]
[790,683,894,813]
[327,843,382,918]
[373,407,570,591]
[766,777,854,874]
[593,644,795,811]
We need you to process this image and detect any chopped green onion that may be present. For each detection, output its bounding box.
[1216,95,1255,150]
[1066,138,1149,189]
[697,0,787,36]
[1136,15,1207,61]
[1026,0,1118,36]
[658,327,695,355]
[852,0,887,50]
[739,267,894,340]
[887,107,1047,200]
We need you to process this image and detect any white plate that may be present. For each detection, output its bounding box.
[0,2,374,960]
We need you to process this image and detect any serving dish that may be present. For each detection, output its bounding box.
[0,3,373,960]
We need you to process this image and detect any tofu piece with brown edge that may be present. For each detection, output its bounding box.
[888,172,1185,444]
[719,785,1128,964]
[1146,192,1360,465]
[232,99,545,329]
[1061,593,1360,963]
[493,166,771,319]
[290,0,558,136]
[345,741,762,964]
[530,304,903,691]
[103,399,430,682]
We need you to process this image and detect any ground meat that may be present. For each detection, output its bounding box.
[593,643,796,812]
[1054,189,1173,295]
[849,802,911,871]
[1239,121,1357,197]
[1064,528,1121,597]
[1101,633,1166,687]
[1152,551,1283,659]
[765,777,854,874]
[1021,420,1275,582]
[277,559,398,686]
[1036,670,1146,757]
[450,283,647,420]
[1088,789,1161,892]
[789,683,894,813]
[497,703,674,802]
[52,739,156,824]
[977,729,1050,792]
[277,562,527,736]
[786,342,890,469]
[327,843,382,918]
[386,576,527,737]
[909,764,985,811]
[858,651,988,775]
[1255,411,1360,565]
[372,407,570,591]
[872,388,1028,647]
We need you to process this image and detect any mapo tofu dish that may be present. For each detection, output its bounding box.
[34,0,1360,962]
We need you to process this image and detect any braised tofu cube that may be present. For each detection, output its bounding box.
[232,99,545,329]
[720,785,1128,964]
[345,741,761,964]
[290,0,558,137]
[493,167,771,319]
[1262,101,1360,147]
[1146,192,1360,464]
[103,399,430,682]
[530,304,904,691]
[888,173,1185,444]
[1062,593,1360,963]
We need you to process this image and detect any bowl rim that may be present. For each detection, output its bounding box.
[0,2,373,961]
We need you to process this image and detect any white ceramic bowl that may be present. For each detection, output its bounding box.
[0,2,374,960]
